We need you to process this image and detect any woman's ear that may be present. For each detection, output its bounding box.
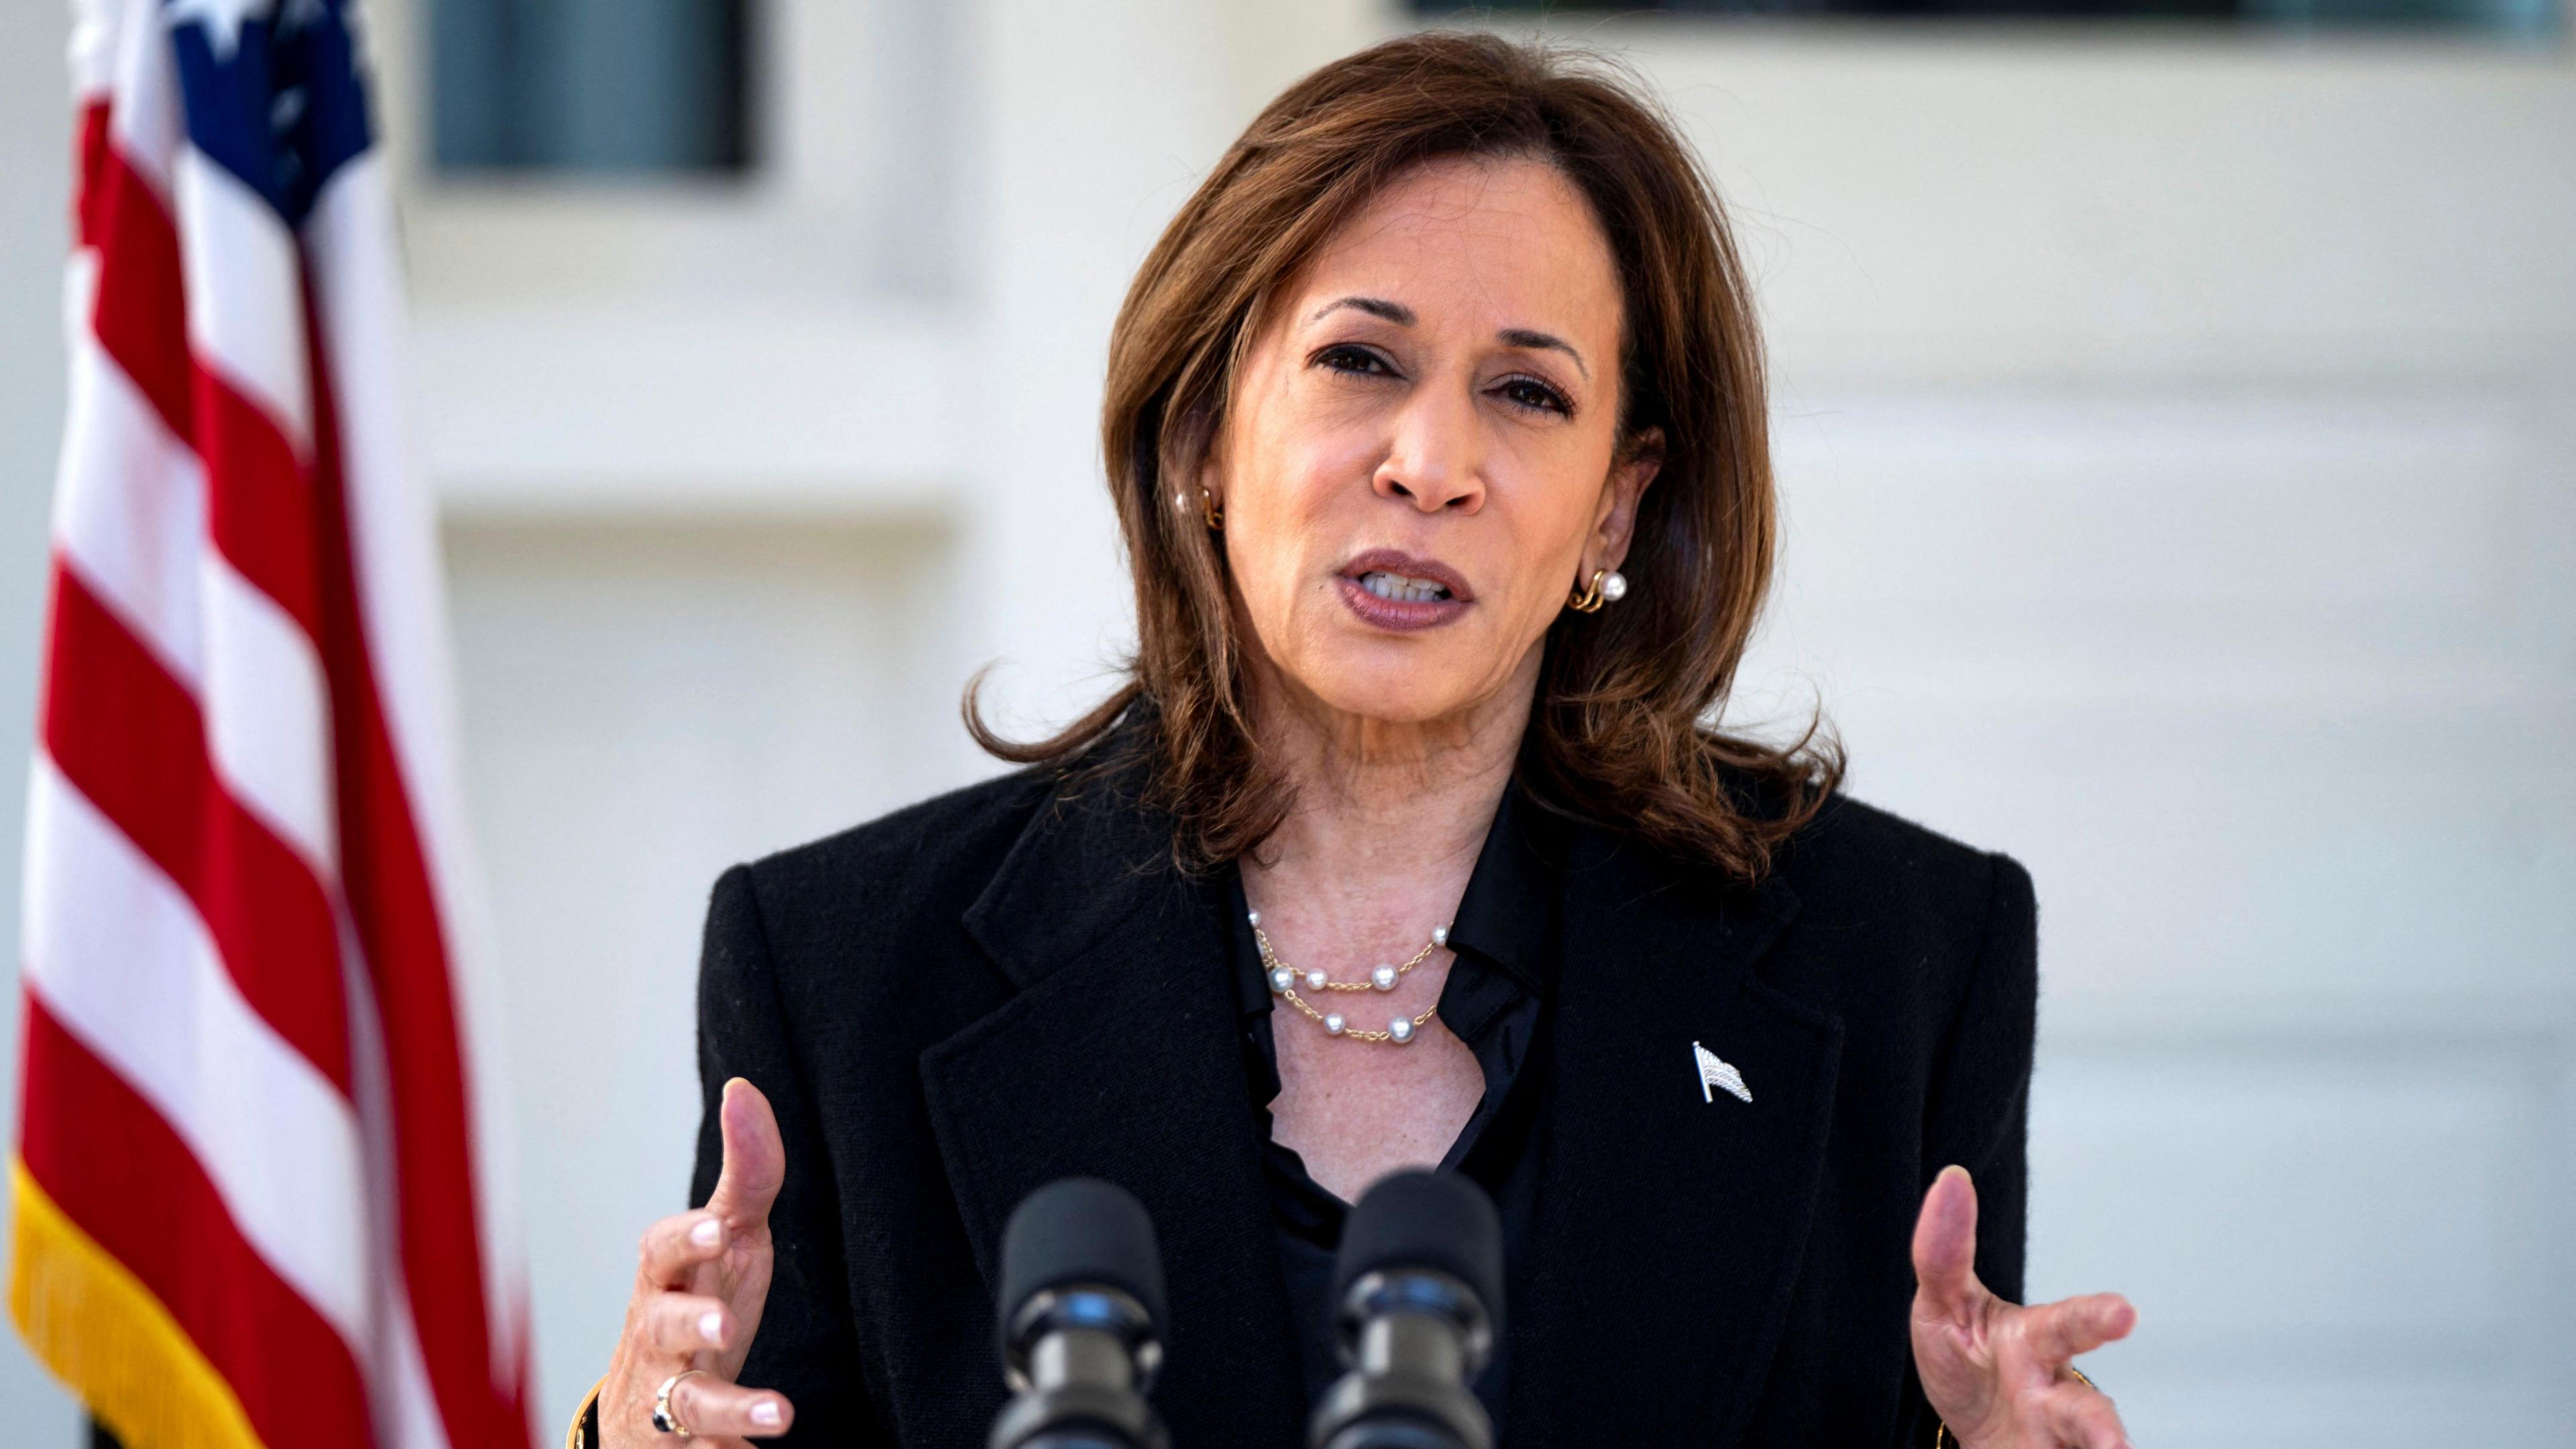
[1591,427,1664,573]
[1194,415,1231,513]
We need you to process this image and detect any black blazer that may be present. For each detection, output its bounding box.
[687,746,2037,1448]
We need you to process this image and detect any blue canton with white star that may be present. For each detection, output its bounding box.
[168,0,374,227]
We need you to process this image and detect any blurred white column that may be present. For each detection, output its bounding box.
[953,0,1235,771]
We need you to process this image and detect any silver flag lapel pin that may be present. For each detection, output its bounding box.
[1693,1041,1752,1104]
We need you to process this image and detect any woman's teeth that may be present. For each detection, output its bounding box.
[1358,571,1452,603]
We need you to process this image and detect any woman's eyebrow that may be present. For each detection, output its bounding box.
[1499,327,1587,380]
[1308,295,1415,325]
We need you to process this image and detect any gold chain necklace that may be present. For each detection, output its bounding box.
[1250,909,1452,1045]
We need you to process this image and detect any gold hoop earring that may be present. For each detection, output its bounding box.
[1199,486,1224,531]
[1567,568,1626,613]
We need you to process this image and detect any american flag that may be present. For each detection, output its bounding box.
[11,1,534,1446]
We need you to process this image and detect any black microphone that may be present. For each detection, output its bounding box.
[989,1177,1171,1449]
[1307,1169,1503,1449]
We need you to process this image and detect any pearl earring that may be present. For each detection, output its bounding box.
[1175,488,1224,530]
[1568,568,1627,613]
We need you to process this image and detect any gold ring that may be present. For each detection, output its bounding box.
[652,1368,712,1438]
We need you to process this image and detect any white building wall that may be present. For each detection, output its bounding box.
[0,2,2567,1444]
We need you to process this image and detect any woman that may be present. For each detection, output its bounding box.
[578,32,2137,1449]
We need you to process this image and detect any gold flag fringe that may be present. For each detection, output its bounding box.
[7,1160,268,1449]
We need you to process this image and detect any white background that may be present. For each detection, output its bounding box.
[0,1,2569,1443]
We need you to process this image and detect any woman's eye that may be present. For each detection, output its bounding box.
[1315,344,1393,378]
[1495,376,1573,417]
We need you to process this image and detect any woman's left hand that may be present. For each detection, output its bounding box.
[1911,1165,2138,1449]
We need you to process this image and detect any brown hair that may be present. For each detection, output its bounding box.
[965,30,1843,887]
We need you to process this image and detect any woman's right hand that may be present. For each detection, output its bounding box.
[600,1076,797,1445]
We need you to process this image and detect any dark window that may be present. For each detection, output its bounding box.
[433,0,754,174]
[1438,0,2558,34]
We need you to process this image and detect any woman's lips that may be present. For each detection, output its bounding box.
[1334,549,1473,633]
[1336,574,1468,631]
[1340,549,1474,600]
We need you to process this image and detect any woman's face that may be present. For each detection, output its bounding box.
[1207,154,1658,731]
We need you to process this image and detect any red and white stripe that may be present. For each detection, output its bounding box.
[20,0,532,1443]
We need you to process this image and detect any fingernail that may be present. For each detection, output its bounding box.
[751,1400,782,1428]
[698,1309,724,1345]
[690,1217,722,1248]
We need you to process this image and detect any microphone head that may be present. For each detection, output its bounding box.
[1332,1169,1503,1344]
[998,1177,1167,1360]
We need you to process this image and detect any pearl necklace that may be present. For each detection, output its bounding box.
[1250,908,1452,1045]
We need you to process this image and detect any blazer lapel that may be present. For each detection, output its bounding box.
[1517,825,1843,1448]
[920,775,1307,1448]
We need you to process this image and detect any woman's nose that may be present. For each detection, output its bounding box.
[1371,388,1485,514]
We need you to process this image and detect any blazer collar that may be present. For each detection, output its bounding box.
[928,748,1840,1449]
[1514,819,1839,1449]
[930,764,1309,1448]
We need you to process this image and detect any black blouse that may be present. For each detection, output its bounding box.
[1207,780,1570,1422]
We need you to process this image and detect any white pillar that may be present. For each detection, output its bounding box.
[953,0,1235,775]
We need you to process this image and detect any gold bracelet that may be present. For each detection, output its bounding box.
[566,1375,606,1449]
[1933,1365,2095,1448]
